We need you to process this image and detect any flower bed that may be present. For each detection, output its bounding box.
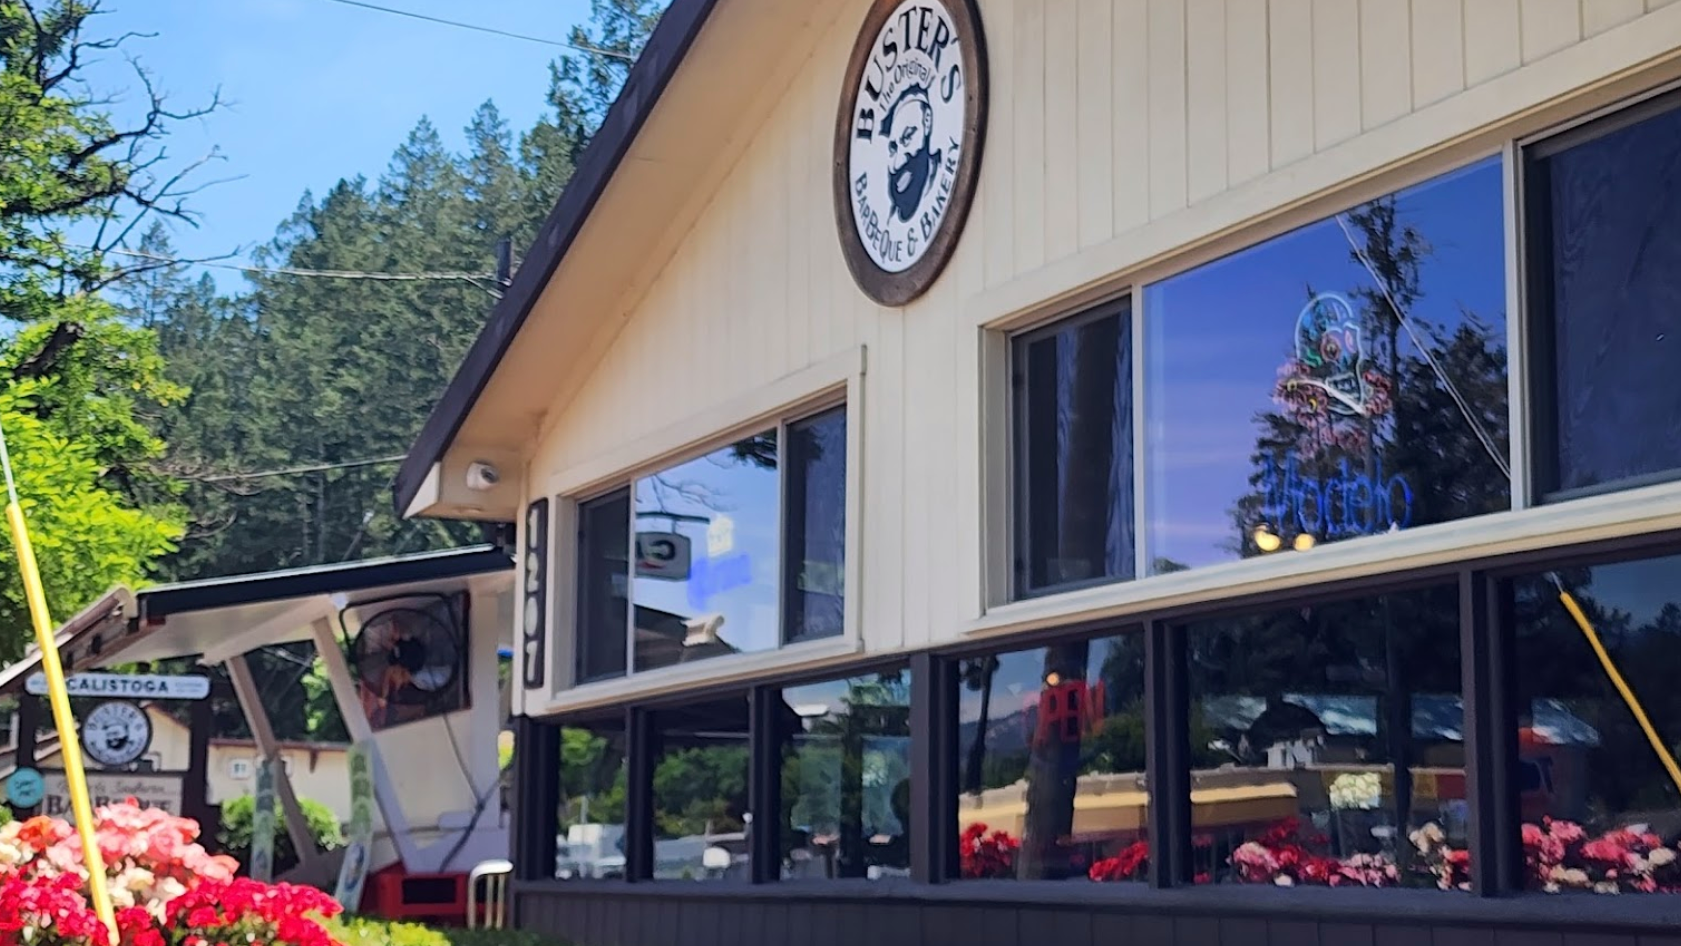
[0,797,342,946]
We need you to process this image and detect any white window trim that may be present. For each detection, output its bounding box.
[968,476,1681,640]
[540,347,866,711]
[978,75,1681,638]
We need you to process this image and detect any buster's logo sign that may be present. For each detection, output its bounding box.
[834,0,986,307]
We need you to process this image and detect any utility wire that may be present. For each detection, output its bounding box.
[86,245,503,287]
[318,0,638,60]
[1333,214,1509,478]
[199,454,407,483]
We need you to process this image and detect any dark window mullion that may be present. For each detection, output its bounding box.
[625,705,657,883]
[1145,619,1190,888]
[749,684,784,884]
[910,651,958,884]
[1461,569,1520,896]
[510,715,561,882]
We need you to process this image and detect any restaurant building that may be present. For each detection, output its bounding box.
[395,1,1681,942]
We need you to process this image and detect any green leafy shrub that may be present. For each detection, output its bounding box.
[217,793,344,875]
[323,915,566,946]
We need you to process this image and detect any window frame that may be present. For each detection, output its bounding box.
[781,404,851,647]
[518,528,1681,928]
[572,485,631,687]
[544,357,864,711]
[1521,84,1681,504]
[1008,295,1138,601]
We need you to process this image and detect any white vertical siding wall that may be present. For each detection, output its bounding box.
[530,0,1681,702]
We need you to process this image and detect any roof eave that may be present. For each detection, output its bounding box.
[393,0,724,520]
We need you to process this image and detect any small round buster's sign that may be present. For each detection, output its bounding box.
[834,0,987,307]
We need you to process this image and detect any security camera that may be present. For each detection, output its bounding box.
[465,460,501,491]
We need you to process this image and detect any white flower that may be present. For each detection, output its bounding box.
[1651,848,1676,867]
[1274,875,1294,886]
[1409,822,1445,854]
[1329,772,1383,810]
[1553,868,1590,888]
[1594,881,1620,895]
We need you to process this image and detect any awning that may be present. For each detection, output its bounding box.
[0,545,512,689]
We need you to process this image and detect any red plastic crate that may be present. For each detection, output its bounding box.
[364,868,469,924]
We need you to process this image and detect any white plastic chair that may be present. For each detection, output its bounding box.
[467,858,514,929]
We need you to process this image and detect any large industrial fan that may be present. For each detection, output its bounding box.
[348,595,467,727]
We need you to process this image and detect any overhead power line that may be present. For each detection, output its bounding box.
[90,246,502,287]
[319,0,638,60]
[198,455,407,483]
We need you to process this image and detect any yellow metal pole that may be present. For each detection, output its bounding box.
[1556,585,1681,796]
[0,427,116,941]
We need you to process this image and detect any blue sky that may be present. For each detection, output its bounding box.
[84,0,594,288]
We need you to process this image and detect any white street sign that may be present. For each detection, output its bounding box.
[24,672,211,701]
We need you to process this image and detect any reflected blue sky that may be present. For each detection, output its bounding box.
[1145,158,1508,568]
[634,439,781,658]
[956,638,1136,723]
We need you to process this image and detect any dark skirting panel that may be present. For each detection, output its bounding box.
[510,882,1680,946]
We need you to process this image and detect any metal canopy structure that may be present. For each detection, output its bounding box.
[0,545,515,887]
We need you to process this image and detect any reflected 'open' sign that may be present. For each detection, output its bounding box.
[1029,679,1108,747]
[636,532,692,581]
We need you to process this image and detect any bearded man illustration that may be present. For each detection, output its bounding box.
[881,83,941,223]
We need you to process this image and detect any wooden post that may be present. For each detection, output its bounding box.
[227,654,319,867]
[14,694,40,817]
[310,617,421,868]
[182,694,213,832]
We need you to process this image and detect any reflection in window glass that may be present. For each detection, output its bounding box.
[784,407,847,644]
[555,722,628,880]
[1012,303,1135,597]
[1145,159,1508,572]
[652,697,750,881]
[575,489,630,683]
[1185,586,1466,889]
[1513,556,1681,894]
[1532,103,1681,496]
[633,434,779,673]
[956,634,1149,881]
[780,670,911,880]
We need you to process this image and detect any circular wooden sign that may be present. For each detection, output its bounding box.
[833,0,988,307]
[82,699,152,768]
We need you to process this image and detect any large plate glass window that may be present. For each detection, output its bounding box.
[1510,553,1681,894]
[1527,96,1681,499]
[572,404,849,684]
[779,669,911,880]
[956,632,1149,881]
[1144,159,1508,572]
[1184,585,1466,890]
[634,432,781,672]
[651,695,750,881]
[1012,300,1136,597]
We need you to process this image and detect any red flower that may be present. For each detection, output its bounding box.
[1088,841,1149,883]
[0,802,344,946]
[959,822,1019,879]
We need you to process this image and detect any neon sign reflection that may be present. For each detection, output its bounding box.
[1259,453,1414,539]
